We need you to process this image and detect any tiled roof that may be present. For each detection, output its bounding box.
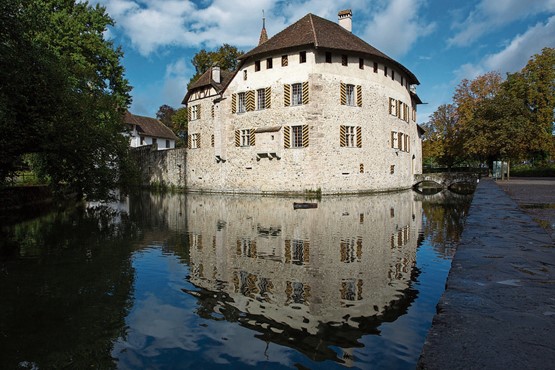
[239,13,419,85]
[124,111,178,140]
[182,68,235,104]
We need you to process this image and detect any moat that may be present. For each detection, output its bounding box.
[0,190,472,369]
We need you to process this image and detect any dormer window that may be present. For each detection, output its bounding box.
[300,51,306,63]
[255,60,261,72]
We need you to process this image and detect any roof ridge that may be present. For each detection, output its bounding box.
[309,13,318,47]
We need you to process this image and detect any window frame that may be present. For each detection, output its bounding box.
[266,58,273,69]
[255,60,261,72]
[191,133,200,149]
[299,51,306,63]
[346,84,355,106]
[341,54,348,66]
[240,129,251,147]
[257,88,266,110]
[291,125,304,148]
[291,83,303,106]
[237,92,246,113]
[191,105,199,120]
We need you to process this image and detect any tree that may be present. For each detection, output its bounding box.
[189,44,243,87]
[0,0,133,199]
[422,104,464,169]
[156,104,176,128]
[171,108,189,142]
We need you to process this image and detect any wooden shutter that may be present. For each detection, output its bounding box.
[284,84,291,107]
[389,98,394,115]
[235,130,240,147]
[265,87,271,109]
[211,105,214,118]
[302,125,309,147]
[249,129,255,146]
[356,126,362,148]
[211,134,214,147]
[246,90,255,112]
[398,132,403,151]
[231,93,237,114]
[340,82,346,105]
[340,125,346,147]
[197,133,201,148]
[304,240,310,263]
[187,134,191,149]
[197,105,201,120]
[408,135,411,152]
[283,126,290,148]
[357,85,362,107]
[285,239,291,263]
[396,101,401,119]
[187,106,191,121]
[391,131,396,148]
[302,81,309,105]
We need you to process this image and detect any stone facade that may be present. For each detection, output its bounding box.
[185,12,423,194]
[132,146,186,188]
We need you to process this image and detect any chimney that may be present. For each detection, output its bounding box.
[338,9,352,32]
[212,66,221,84]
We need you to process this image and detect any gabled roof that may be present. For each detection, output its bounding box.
[124,111,178,140]
[182,68,235,104]
[239,13,419,85]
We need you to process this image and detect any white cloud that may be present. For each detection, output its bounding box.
[454,15,555,81]
[361,0,435,58]
[162,58,190,107]
[448,0,555,47]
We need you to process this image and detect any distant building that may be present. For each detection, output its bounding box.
[125,111,178,150]
[183,10,424,194]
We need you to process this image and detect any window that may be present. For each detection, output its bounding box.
[412,106,417,122]
[255,60,260,72]
[342,54,348,66]
[390,165,395,174]
[282,55,288,67]
[266,58,273,69]
[391,70,395,80]
[346,84,355,106]
[191,105,199,120]
[152,138,157,146]
[373,62,378,73]
[389,98,397,116]
[359,58,364,69]
[391,131,398,148]
[384,66,388,77]
[257,89,266,110]
[299,51,306,63]
[166,139,170,148]
[340,125,361,147]
[237,92,246,113]
[401,76,404,86]
[292,125,304,147]
[191,133,200,149]
[325,52,332,63]
[243,70,247,80]
[241,129,251,146]
[140,137,144,145]
[291,83,303,106]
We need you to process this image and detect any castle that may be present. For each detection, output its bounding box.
[183,10,423,194]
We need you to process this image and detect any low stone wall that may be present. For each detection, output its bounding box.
[131,146,186,189]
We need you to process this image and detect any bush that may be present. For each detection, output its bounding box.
[510,164,555,177]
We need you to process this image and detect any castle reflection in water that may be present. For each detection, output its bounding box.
[130,190,425,360]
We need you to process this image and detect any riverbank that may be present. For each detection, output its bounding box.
[417,177,555,369]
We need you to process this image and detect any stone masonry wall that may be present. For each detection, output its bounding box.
[131,145,186,188]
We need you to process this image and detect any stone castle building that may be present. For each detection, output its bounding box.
[183,10,423,194]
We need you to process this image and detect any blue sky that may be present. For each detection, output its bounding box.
[91,0,555,124]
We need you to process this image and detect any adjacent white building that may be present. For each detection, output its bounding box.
[125,111,178,150]
[183,10,424,194]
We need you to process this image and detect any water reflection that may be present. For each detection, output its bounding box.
[0,190,472,369]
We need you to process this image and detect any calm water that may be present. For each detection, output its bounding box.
[0,190,471,369]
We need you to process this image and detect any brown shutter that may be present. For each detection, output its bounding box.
[283,126,290,148]
[249,129,255,146]
[231,93,237,114]
[187,134,191,149]
[340,82,346,105]
[396,101,401,118]
[211,105,214,118]
[357,85,362,107]
[340,125,346,147]
[304,240,310,263]
[187,106,191,121]
[197,133,201,148]
[357,126,362,148]
[211,134,214,147]
[265,87,271,109]
[398,132,403,151]
[391,131,396,148]
[302,81,309,105]
[235,130,240,147]
[389,98,393,115]
[197,105,201,120]
[407,135,410,152]
[285,239,291,263]
[302,125,309,147]
[284,84,291,107]
[246,90,255,112]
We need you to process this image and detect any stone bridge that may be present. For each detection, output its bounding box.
[413,172,480,190]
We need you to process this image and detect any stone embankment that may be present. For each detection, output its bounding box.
[418,178,555,369]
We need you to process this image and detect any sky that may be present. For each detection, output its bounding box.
[90,0,555,124]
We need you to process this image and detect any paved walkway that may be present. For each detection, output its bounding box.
[418,178,555,369]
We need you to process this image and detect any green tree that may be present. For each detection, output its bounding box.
[422,104,464,169]
[171,108,189,146]
[156,104,177,128]
[0,0,133,199]
[189,43,243,87]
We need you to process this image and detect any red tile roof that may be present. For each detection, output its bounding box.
[124,111,178,140]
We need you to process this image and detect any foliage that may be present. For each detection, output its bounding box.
[0,0,134,199]
[156,104,176,128]
[422,104,464,168]
[188,43,243,88]
[510,163,555,177]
